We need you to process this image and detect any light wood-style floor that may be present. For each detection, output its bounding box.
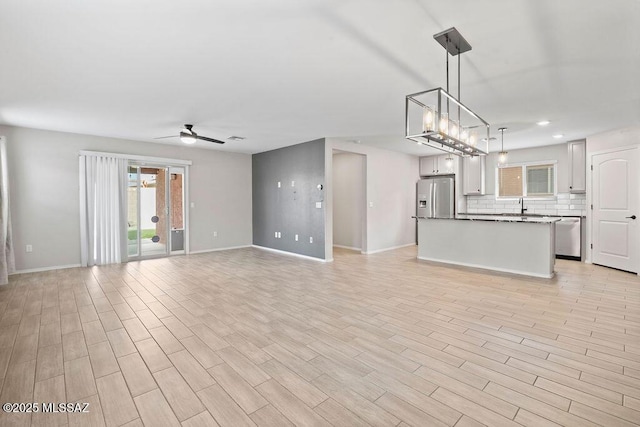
[1,246,639,427]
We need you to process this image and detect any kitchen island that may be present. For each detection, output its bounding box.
[417,215,560,278]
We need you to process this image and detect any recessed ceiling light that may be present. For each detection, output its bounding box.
[552,134,564,139]
[537,120,550,126]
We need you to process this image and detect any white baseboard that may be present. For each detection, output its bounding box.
[417,256,554,279]
[363,243,416,255]
[11,264,82,275]
[252,245,329,262]
[333,245,362,251]
[189,245,251,255]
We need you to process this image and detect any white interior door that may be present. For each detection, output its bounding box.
[592,147,639,273]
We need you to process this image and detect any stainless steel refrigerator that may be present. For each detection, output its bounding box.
[417,176,455,218]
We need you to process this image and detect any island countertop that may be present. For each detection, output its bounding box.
[415,214,561,223]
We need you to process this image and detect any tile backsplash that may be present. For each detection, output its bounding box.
[465,193,587,216]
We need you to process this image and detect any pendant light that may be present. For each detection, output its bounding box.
[405,27,490,157]
[498,127,508,164]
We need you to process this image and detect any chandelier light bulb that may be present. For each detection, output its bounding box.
[450,121,459,138]
[423,107,435,132]
[439,113,449,133]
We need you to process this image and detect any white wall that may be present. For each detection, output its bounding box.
[325,139,419,258]
[332,152,365,250]
[2,125,252,272]
[587,125,640,154]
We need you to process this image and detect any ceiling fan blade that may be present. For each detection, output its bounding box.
[154,135,179,139]
[196,135,226,144]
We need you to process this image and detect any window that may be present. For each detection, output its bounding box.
[497,162,556,198]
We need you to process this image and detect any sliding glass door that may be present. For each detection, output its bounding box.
[128,164,185,259]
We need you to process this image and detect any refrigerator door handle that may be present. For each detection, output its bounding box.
[429,182,433,217]
[433,183,437,218]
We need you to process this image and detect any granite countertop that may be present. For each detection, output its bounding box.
[416,214,561,223]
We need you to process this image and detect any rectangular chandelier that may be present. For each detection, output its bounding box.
[405,28,490,157]
[405,87,490,156]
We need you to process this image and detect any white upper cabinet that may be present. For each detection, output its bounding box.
[419,156,437,176]
[568,139,586,193]
[437,155,455,174]
[420,154,456,176]
[462,156,486,195]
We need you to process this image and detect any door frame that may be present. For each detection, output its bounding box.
[330,150,368,254]
[325,148,369,261]
[587,143,639,272]
[127,163,172,260]
[78,151,192,260]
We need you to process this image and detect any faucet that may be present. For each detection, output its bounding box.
[520,197,527,215]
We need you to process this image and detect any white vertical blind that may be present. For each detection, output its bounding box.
[0,137,15,285]
[79,154,127,266]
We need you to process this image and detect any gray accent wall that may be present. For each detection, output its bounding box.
[252,139,325,259]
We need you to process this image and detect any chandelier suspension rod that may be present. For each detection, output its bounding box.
[445,37,450,120]
[458,43,461,123]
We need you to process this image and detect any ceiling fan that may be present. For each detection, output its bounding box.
[155,124,225,145]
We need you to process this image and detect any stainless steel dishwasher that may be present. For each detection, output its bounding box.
[556,217,581,260]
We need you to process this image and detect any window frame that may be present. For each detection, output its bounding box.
[495,160,558,200]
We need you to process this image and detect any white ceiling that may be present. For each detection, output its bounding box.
[1,0,638,155]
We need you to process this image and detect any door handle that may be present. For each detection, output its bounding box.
[433,183,437,217]
[626,215,637,220]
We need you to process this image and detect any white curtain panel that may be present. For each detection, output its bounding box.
[79,154,128,267]
[0,137,15,285]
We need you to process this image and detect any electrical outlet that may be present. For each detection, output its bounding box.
[369,201,374,208]
[309,237,313,243]
[277,181,281,188]
[278,232,282,238]
[315,202,322,209]
[295,234,298,241]
[275,231,278,238]
[213,231,218,238]
[291,181,295,187]
[25,244,33,253]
